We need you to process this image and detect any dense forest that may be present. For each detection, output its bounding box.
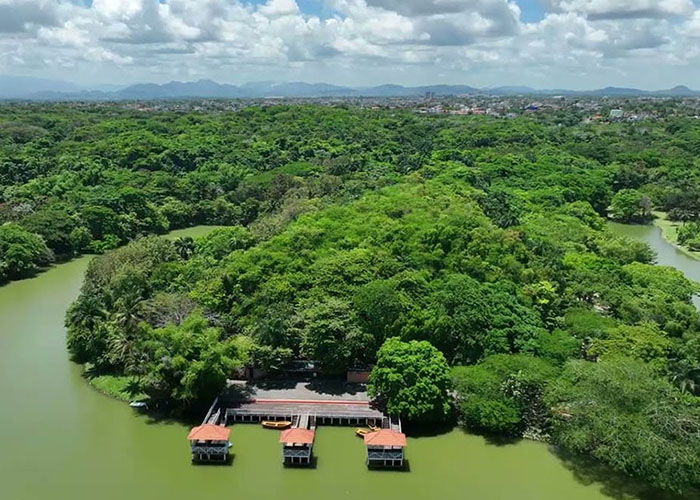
[1,103,700,494]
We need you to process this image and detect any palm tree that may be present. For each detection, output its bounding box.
[114,294,142,333]
[174,236,196,260]
[67,294,106,331]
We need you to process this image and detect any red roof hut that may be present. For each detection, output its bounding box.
[187,424,231,463]
[364,429,406,468]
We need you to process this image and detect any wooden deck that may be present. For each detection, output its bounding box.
[224,400,384,426]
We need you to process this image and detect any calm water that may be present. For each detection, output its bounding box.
[0,226,653,500]
[609,222,700,308]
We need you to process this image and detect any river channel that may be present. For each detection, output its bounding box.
[0,225,684,500]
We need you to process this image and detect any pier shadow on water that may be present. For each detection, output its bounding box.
[367,460,411,473]
[552,447,695,500]
[191,454,235,467]
[283,456,318,469]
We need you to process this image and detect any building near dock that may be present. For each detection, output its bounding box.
[280,423,315,466]
[187,424,231,463]
[364,428,407,468]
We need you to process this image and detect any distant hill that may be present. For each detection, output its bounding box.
[1,77,698,100]
[0,76,82,99]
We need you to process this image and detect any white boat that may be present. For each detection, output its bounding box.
[129,401,148,409]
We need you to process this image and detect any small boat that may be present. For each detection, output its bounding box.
[355,428,371,437]
[262,421,292,429]
[129,401,148,409]
[369,424,380,432]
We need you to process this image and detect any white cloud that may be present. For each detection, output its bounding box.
[0,0,59,33]
[0,0,698,88]
[258,0,300,17]
[544,0,695,19]
[685,9,700,37]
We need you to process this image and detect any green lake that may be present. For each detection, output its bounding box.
[0,225,678,500]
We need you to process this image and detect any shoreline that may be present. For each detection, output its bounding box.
[652,211,700,262]
[84,371,147,403]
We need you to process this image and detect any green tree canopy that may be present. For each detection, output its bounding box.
[369,338,451,423]
[546,358,700,494]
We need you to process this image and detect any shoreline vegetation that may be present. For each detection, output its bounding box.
[88,373,146,403]
[652,211,700,262]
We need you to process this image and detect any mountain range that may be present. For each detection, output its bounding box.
[1,77,699,100]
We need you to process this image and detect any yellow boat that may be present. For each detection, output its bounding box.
[262,420,292,429]
[369,425,380,432]
[355,428,371,437]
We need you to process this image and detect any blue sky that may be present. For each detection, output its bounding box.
[2,0,700,89]
[517,0,546,22]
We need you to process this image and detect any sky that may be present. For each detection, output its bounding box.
[1,0,700,89]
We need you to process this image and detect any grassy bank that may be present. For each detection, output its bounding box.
[89,375,147,403]
[653,211,700,261]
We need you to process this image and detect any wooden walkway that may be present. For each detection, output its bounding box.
[224,399,384,426]
[202,382,389,428]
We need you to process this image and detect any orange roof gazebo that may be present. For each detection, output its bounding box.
[363,429,407,447]
[280,428,315,445]
[187,424,231,442]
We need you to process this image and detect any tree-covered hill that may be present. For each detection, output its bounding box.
[1,103,700,494]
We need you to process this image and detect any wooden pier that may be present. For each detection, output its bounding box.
[188,383,405,469]
[224,399,384,427]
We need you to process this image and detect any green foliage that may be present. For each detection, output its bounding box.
[589,323,672,371]
[196,226,255,260]
[141,312,244,404]
[46,105,700,494]
[531,329,582,364]
[678,222,700,251]
[89,375,146,402]
[369,338,451,423]
[452,355,559,436]
[546,358,700,494]
[609,189,652,222]
[477,188,524,228]
[298,297,372,375]
[250,345,293,373]
[0,223,53,282]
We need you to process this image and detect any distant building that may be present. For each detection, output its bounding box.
[609,109,624,119]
